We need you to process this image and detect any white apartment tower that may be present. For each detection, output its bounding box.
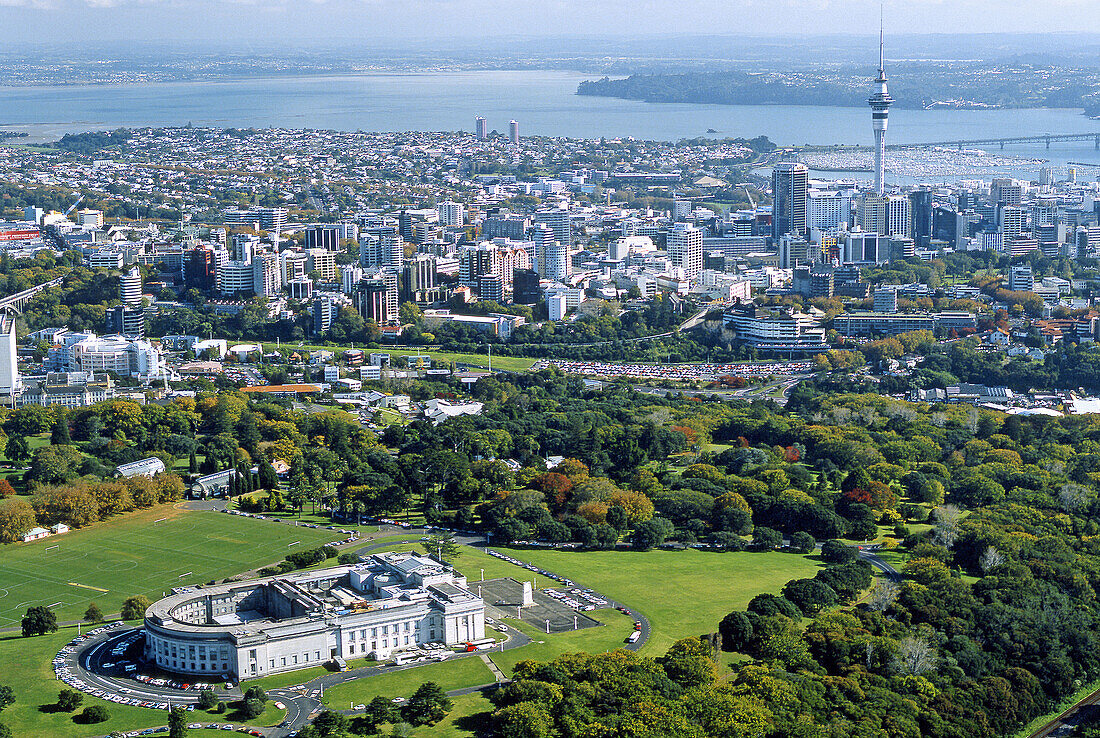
[509,120,520,144]
[475,117,488,140]
[437,201,465,227]
[120,266,143,307]
[668,223,703,277]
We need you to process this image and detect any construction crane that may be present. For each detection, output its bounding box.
[63,194,84,218]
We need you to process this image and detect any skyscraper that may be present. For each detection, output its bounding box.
[909,188,933,249]
[509,120,520,144]
[772,162,808,240]
[868,21,893,195]
[475,116,488,140]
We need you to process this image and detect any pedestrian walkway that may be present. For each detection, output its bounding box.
[480,654,507,682]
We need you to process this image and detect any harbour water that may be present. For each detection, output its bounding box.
[1,69,1099,179]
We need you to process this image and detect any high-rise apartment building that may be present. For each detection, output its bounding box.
[509,120,520,144]
[807,190,852,230]
[252,252,281,297]
[306,249,337,282]
[772,162,808,239]
[668,223,703,277]
[437,201,465,227]
[534,208,571,247]
[120,266,143,307]
[475,116,488,140]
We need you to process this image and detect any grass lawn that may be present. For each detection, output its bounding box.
[258,343,536,373]
[494,547,821,654]
[0,626,278,738]
[321,657,496,708]
[489,609,636,677]
[0,506,344,627]
[382,541,560,590]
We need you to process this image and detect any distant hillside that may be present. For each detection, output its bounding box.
[577,67,1100,111]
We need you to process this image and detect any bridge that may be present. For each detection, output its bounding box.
[0,276,64,313]
[886,132,1100,151]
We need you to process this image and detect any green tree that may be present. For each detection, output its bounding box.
[169,704,188,738]
[198,689,218,710]
[78,705,109,723]
[83,602,104,624]
[259,459,279,490]
[0,497,37,543]
[120,595,151,620]
[4,435,29,465]
[21,605,57,637]
[56,688,83,712]
[420,533,461,562]
[361,695,395,731]
[631,517,674,551]
[403,681,452,726]
[50,413,72,445]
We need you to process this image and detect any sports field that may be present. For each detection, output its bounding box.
[493,547,821,654]
[0,506,344,627]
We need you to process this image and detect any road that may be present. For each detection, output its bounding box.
[1028,687,1100,738]
[858,545,902,582]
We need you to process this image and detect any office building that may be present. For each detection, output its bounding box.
[668,223,703,277]
[512,269,541,305]
[218,261,255,296]
[1009,264,1034,292]
[772,162,808,239]
[874,286,899,313]
[77,209,104,228]
[860,194,910,238]
[999,206,1026,239]
[305,226,340,253]
[401,254,437,303]
[143,552,485,679]
[722,305,828,352]
[991,179,1024,206]
[357,276,398,324]
[223,207,288,231]
[106,306,145,338]
[909,189,933,249]
[0,315,19,397]
[482,214,529,241]
[185,248,217,290]
[281,250,309,283]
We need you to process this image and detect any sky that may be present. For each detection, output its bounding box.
[0,0,1098,44]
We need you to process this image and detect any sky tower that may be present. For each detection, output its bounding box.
[868,18,893,195]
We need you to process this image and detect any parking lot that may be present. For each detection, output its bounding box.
[475,578,601,634]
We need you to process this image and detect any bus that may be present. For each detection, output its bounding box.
[625,631,641,644]
[463,638,497,652]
